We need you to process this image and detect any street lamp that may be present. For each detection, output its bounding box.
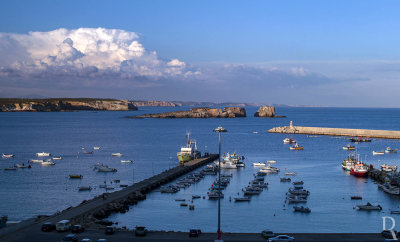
[213,126,227,241]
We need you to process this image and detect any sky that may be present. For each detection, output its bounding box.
[0,0,399,107]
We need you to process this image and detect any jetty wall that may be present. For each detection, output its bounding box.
[268,126,400,139]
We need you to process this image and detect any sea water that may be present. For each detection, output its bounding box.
[1,107,400,232]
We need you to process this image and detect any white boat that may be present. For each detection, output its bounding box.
[96,165,117,172]
[16,164,31,168]
[372,151,384,155]
[215,160,237,169]
[253,131,258,134]
[253,162,266,167]
[289,188,310,195]
[288,196,308,203]
[385,147,398,153]
[283,138,296,144]
[236,161,245,167]
[93,147,100,150]
[36,152,51,157]
[259,167,279,174]
[267,160,277,164]
[285,172,296,176]
[381,164,397,172]
[357,202,382,210]
[111,153,123,157]
[2,154,14,158]
[208,190,224,199]
[52,156,63,160]
[41,161,55,166]
[121,160,133,163]
[30,159,44,163]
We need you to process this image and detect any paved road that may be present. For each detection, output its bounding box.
[0,229,386,242]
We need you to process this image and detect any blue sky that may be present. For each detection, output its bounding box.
[0,0,399,107]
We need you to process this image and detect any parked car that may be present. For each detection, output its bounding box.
[105,226,115,235]
[189,229,199,237]
[56,220,72,232]
[71,225,85,233]
[61,234,78,242]
[135,226,146,236]
[41,222,56,232]
[268,235,295,242]
[382,230,397,239]
[261,229,275,239]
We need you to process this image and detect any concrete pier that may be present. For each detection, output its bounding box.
[268,126,400,139]
[0,154,218,241]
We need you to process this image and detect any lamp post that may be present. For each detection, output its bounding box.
[213,126,227,241]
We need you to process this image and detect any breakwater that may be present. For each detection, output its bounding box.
[268,126,400,139]
[0,154,218,240]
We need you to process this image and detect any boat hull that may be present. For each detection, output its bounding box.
[350,169,368,177]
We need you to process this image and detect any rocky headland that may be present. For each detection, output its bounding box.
[131,107,246,118]
[254,106,286,118]
[0,98,138,112]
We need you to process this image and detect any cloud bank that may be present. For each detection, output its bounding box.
[0,27,353,105]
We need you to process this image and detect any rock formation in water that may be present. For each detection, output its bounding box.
[131,101,181,107]
[0,99,138,112]
[131,107,246,118]
[254,106,286,118]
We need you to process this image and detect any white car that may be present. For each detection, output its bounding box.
[268,235,295,242]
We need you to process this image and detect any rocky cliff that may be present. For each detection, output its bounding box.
[131,101,181,107]
[254,106,286,118]
[132,107,246,118]
[0,99,138,112]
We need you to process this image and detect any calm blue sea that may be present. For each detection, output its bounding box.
[1,107,400,233]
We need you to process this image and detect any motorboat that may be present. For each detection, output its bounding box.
[356,202,382,211]
[292,181,304,185]
[285,172,296,176]
[351,196,362,200]
[16,164,31,168]
[30,159,44,163]
[341,155,357,171]
[175,198,186,201]
[293,206,311,213]
[372,151,384,155]
[69,174,83,179]
[289,188,310,195]
[280,178,291,182]
[36,152,51,157]
[78,186,92,191]
[111,153,123,157]
[259,167,279,174]
[379,183,400,195]
[253,162,266,167]
[192,195,201,199]
[267,160,277,164]
[236,161,245,167]
[4,166,17,171]
[208,190,224,199]
[349,137,371,142]
[288,197,308,203]
[2,154,14,158]
[385,147,398,154]
[121,160,133,163]
[390,210,400,214]
[82,151,94,154]
[381,164,397,172]
[97,165,117,172]
[234,197,251,202]
[253,131,258,134]
[41,161,55,166]
[289,143,303,150]
[283,138,296,144]
[93,147,100,150]
[52,156,63,160]
[343,144,356,150]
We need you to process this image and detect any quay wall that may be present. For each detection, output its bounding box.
[268,126,400,139]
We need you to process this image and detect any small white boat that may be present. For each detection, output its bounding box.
[96,165,117,172]
[121,160,133,163]
[2,154,14,158]
[36,152,51,157]
[52,156,63,160]
[385,147,398,153]
[285,172,296,176]
[30,159,44,163]
[283,138,296,144]
[372,151,384,155]
[267,160,277,164]
[253,162,266,167]
[93,147,100,150]
[288,188,310,195]
[357,202,382,211]
[41,161,55,166]
[16,164,31,168]
[111,153,123,157]
[288,196,308,203]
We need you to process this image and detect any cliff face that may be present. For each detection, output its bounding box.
[0,99,138,112]
[254,106,286,118]
[134,107,246,118]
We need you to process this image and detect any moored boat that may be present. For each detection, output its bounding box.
[285,172,296,176]
[177,132,201,165]
[372,151,384,155]
[69,174,83,179]
[289,143,303,150]
[121,160,133,163]
[41,161,55,166]
[280,178,291,182]
[78,186,92,191]
[293,206,311,213]
[349,137,371,142]
[356,202,382,210]
[16,164,31,168]
[253,162,266,167]
[351,196,362,200]
[350,163,368,177]
[283,138,296,144]
[52,156,63,160]
[4,166,17,171]
[2,154,14,158]
[93,147,100,150]
[36,152,51,157]
[343,144,355,150]
[30,159,44,163]
[111,153,123,157]
[385,147,398,154]
[234,197,251,202]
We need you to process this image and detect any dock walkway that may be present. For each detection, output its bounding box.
[268,126,400,139]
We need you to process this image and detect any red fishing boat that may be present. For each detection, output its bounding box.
[350,163,368,177]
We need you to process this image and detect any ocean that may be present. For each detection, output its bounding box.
[1,107,400,232]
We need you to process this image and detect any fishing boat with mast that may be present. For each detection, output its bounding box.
[177,132,201,165]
